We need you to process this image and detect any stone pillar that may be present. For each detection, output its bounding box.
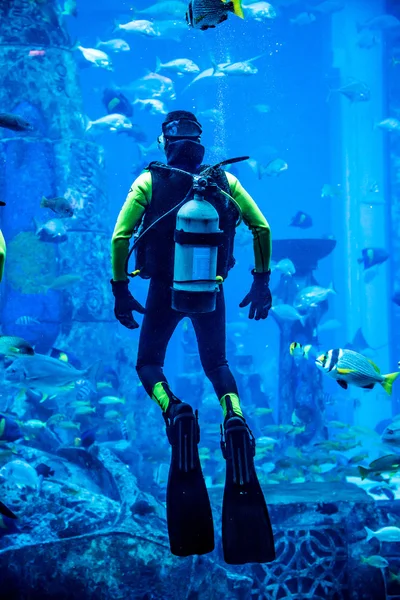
[0,0,116,364]
[329,0,390,427]
[386,0,400,414]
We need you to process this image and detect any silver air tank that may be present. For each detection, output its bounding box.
[172,176,223,313]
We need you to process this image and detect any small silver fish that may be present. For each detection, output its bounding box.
[271,304,305,326]
[114,19,160,37]
[77,46,113,70]
[155,57,200,75]
[96,39,130,53]
[85,114,133,134]
[35,219,68,243]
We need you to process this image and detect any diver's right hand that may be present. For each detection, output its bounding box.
[110,279,146,330]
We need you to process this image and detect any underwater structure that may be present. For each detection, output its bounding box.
[0,0,114,363]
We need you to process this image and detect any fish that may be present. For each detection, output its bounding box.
[0,113,33,132]
[273,258,296,276]
[263,158,288,177]
[375,118,400,133]
[294,283,335,311]
[45,274,81,291]
[0,460,39,489]
[369,485,395,501]
[213,55,263,77]
[40,195,74,218]
[0,336,34,356]
[253,408,273,417]
[21,419,47,432]
[312,1,344,13]
[29,50,46,57]
[381,423,400,447]
[316,348,400,394]
[329,79,371,103]
[358,247,389,270]
[321,183,342,198]
[186,0,244,30]
[98,396,126,405]
[344,328,373,354]
[35,463,55,478]
[35,218,68,244]
[114,19,160,37]
[361,555,389,569]
[271,305,306,326]
[389,571,400,584]
[131,499,156,517]
[5,354,101,397]
[133,99,168,115]
[0,501,17,520]
[356,30,378,49]
[74,406,96,416]
[15,316,40,326]
[123,73,176,101]
[290,12,316,25]
[316,503,338,515]
[358,14,400,31]
[55,421,81,431]
[0,415,22,442]
[76,46,112,71]
[243,1,277,20]
[289,342,312,361]
[348,452,370,464]
[155,57,200,75]
[290,210,312,229]
[365,526,400,543]
[85,114,133,134]
[62,0,77,16]
[96,38,130,53]
[77,428,96,448]
[104,409,122,420]
[102,88,133,118]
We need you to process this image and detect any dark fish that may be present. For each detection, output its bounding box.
[0,513,19,536]
[393,291,400,306]
[332,80,371,103]
[102,88,133,118]
[0,336,34,356]
[131,499,156,517]
[316,502,339,515]
[0,113,33,132]
[35,218,68,243]
[290,210,313,229]
[41,196,74,218]
[80,428,96,448]
[358,247,389,270]
[50,347,82,369]
[186,0,244,30]
[0,201,5,206]
[0,414,22,442]
[0,501,17,520]
[369,485,395,501]
[35,463,55,478]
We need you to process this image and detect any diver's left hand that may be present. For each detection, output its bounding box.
[239,269,272,320]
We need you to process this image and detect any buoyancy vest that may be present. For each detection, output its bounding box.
[134,162,239,280]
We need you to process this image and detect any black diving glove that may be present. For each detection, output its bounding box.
[239,269,272,320]
[110,279,145,330]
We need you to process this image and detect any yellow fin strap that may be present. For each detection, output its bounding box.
[151,382,170,412]
[367,359,380,373]
[220,393,243,419]
[128,269,141,278]
[337,368,354,375]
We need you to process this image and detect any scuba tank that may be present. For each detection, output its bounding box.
[172,175,224,314]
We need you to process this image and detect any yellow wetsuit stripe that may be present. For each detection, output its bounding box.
[111,171,152,281]
[225,172,271,273]
[111,169,272,280]
[0,230,6,282]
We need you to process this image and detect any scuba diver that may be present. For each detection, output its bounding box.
[110,111,275,565]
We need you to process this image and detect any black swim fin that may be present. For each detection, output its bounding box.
[221,413,276,565]
[164,402,214,557]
